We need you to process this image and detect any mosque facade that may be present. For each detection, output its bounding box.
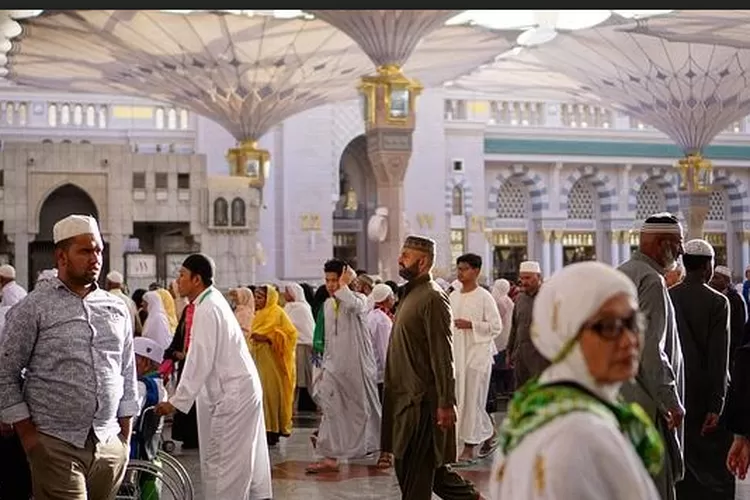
[2,85,749,288]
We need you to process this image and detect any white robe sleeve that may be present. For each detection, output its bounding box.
[471,292,503,345]
[334,286,368,315]
[169,305,220,414]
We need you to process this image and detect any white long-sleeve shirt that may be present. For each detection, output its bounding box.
[1,281,26,308]
[367,308,392,384]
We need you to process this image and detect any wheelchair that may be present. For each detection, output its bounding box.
[116,407,195,500]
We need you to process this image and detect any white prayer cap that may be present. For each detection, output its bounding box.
[640,213,683,236]
[106,271,124,284]
[715,266,732,279]
[0,265,15,279]
[519,261,541,274]
[532,261,637,363]
[371,283,393,304]
[53,214,103,246]
[683,238,714,258]
[134,337,164,365]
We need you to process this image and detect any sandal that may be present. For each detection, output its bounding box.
[478,438,499,459]
[310,431,318,449]
[376,453,393,469]
[305,460,340,474]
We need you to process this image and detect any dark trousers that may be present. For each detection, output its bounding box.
[394,404,478,500]
[172,403,198,449]
[378,383,384,404]
[0,432,32,500]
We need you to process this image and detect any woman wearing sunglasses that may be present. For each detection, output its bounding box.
[490,261,662,499]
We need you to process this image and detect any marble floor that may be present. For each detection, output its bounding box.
[167,411,497,499]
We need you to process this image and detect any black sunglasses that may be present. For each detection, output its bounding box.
[583,312,644,340]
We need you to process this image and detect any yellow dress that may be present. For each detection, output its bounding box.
[250,286,297,436]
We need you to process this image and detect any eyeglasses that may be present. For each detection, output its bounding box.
[583,312,644,340]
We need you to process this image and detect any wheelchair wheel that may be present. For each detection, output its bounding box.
[118,458,193,500]
[162,440,176,453]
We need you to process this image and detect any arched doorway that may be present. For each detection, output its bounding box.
[334,135,378,271]
[29,184,109,287]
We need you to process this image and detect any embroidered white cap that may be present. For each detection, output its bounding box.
[715,266,732,279]
[519,261,542,274]
[53,214,103,246]
[134,337,165,365]
[683,239,714,258]
[370,283,393,304]
[0,264,15,279]
[106,271,124,284]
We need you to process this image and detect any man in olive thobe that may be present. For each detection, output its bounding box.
[670,240,733,500]
[382,235,480,500]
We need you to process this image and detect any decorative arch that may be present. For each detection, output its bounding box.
[559,165,617,214]
[444,176,473,216]
[487,164,548,215]
[628,167,680,215]
[713,168,749,217]
[36,183,99,241]
[213,197,229,227]
[230,197,246,227]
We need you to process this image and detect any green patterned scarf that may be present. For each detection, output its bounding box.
[500,379,664,476]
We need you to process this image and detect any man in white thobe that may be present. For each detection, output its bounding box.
[451,253,503,463]
[155,253,272,500]
[0,265,26,307]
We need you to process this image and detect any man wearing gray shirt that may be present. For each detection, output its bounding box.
[619,213,686,500]
[0,214,138,500]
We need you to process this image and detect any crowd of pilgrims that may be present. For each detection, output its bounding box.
[6,210,750,499]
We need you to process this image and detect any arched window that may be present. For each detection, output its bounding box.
[73,104,83,126]
[167,108,177,130]
[213,197,229,227]
[17,103,27,126]
[86,105,95,127]
[155,107,165,129]
[452,185,464,216]
[60,104,70,126]
[230,197,246,227]
[48,104,58,127]
[98,106,108,128]
[179,109,189,129]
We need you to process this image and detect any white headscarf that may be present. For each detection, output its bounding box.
[491,279,515,351]
[533,261,638,404]
[284,282,315,346]
[142,290,173,349]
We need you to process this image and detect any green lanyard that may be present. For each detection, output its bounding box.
[197,287,213,305]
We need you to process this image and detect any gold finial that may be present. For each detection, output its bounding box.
[534,454,546,494]
[344,187,358,211]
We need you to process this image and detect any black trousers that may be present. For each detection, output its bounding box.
[394,404,478,500]
[172,403,199,448]
[0,432,32,500]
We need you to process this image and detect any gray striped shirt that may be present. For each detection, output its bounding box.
[0,278,138,448]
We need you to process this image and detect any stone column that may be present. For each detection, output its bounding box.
[13,232,29,289]
[366,146,411,280]
[107,233,125,275]
[680,192,710,240]
[541,230,552,278]
[552,230,564,273]
[741,232,750,269]
[360,65,421,281]
[609,231,620,266]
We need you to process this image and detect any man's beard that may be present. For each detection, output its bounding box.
[398,262,420,281]
[663,247,677,270]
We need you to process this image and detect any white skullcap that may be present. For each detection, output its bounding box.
[36,269,58,283]
[715,266,732,279]
[106,271,124,284]
[519,261,541,274]
[134,337,165,365]
[683,239,715,258]
[532,261,638,363]
[0,264,16,279]
[53,214,103,246]
[370,283,393,304]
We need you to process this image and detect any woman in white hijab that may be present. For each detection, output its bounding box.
[283,283,315,396]
[490,261,662,499]
[491,279,514,352]
[141,290,173,350]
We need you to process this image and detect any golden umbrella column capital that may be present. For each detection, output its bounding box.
[675,152,713,193]
[226,139,271,188]
[358,64,423,130]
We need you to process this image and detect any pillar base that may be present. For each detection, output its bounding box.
[679,191,710,240]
